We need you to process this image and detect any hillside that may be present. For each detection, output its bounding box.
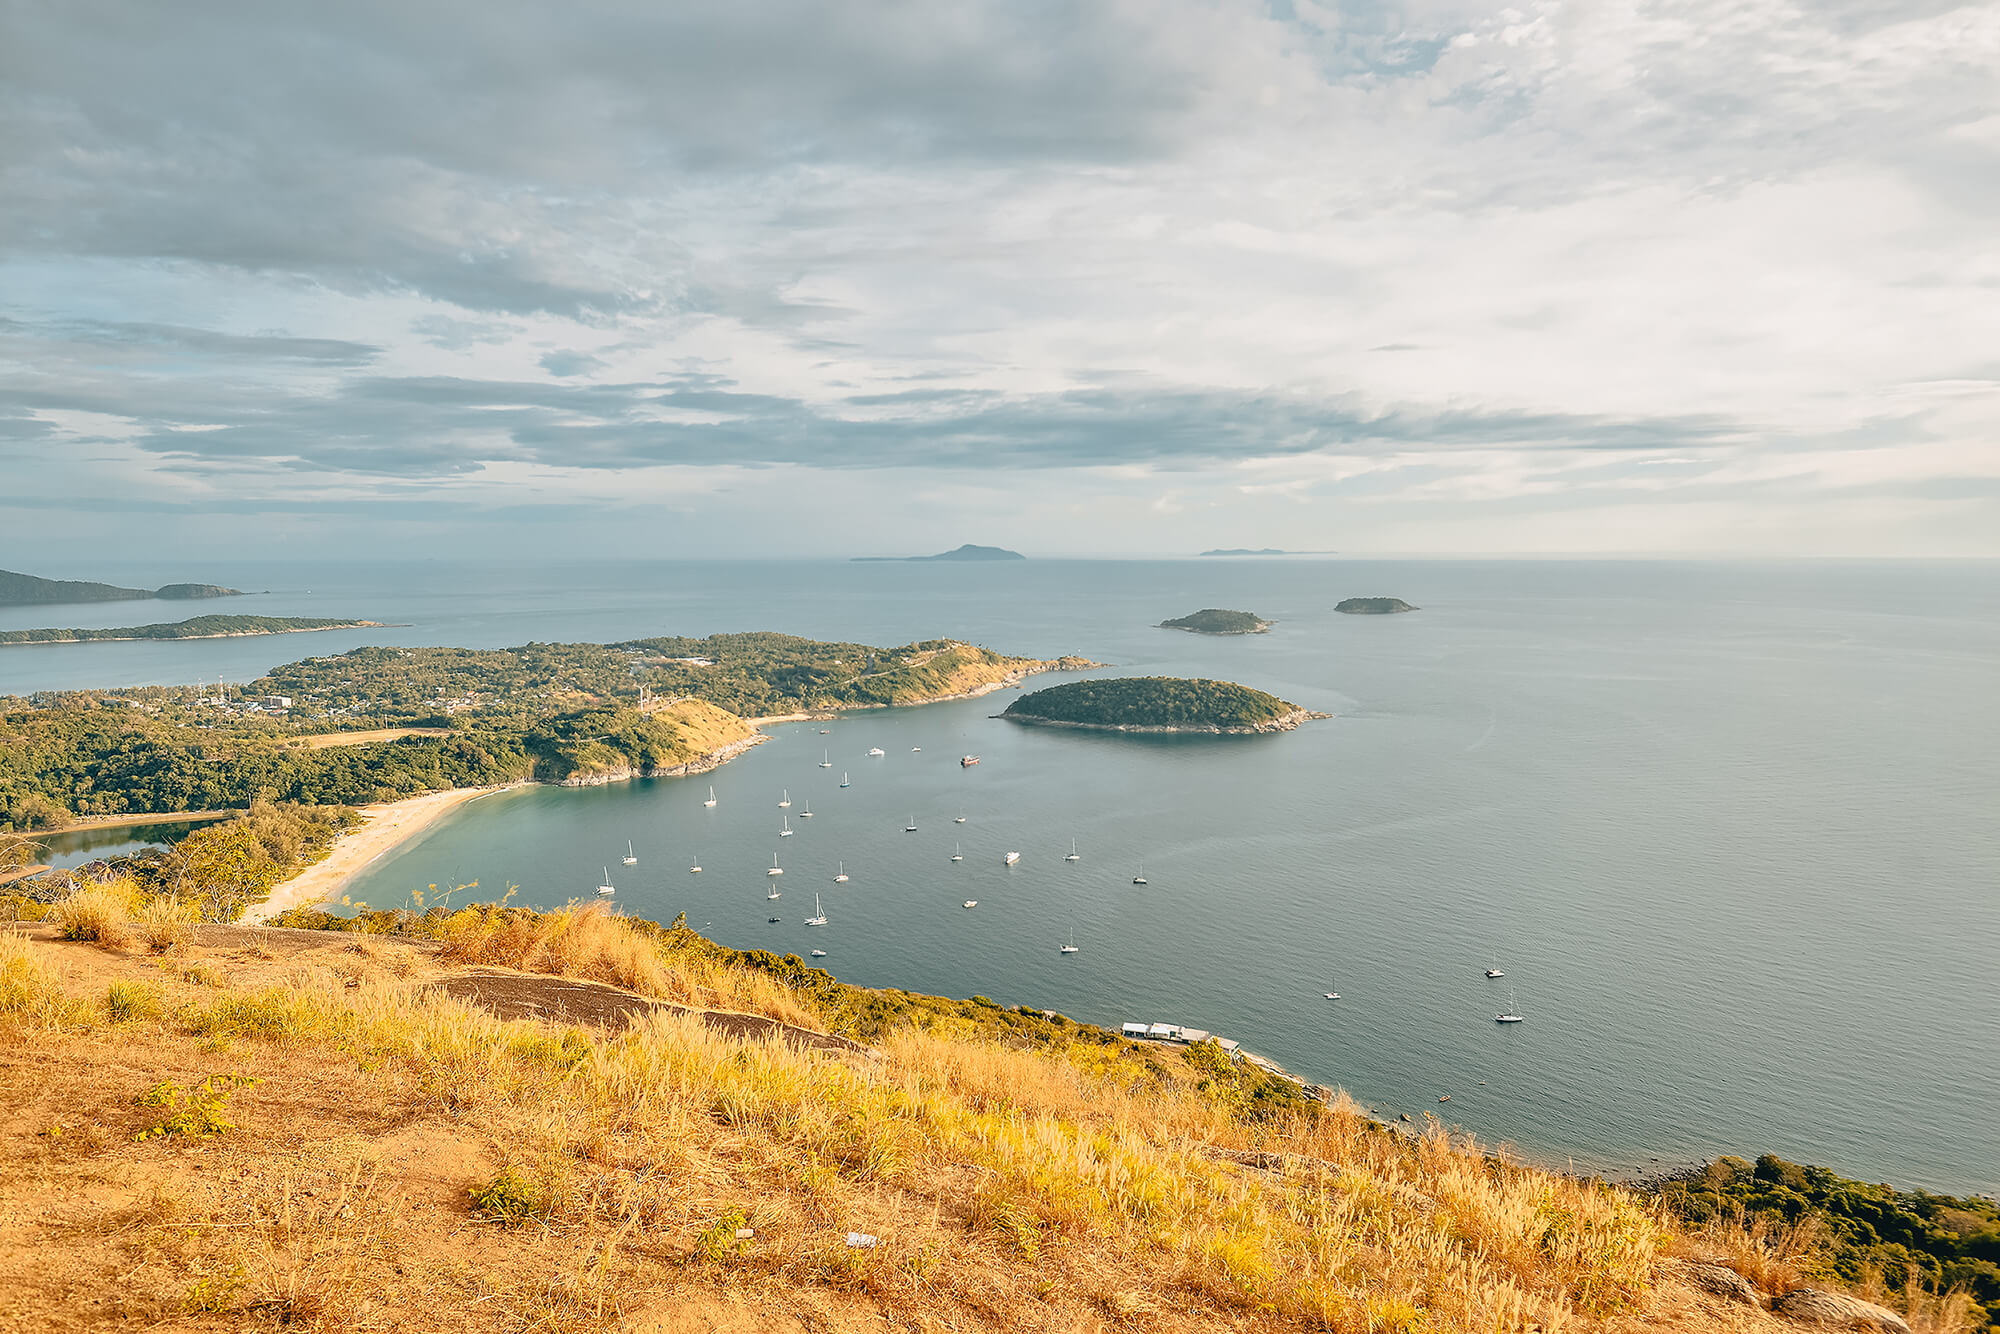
[0,568,242,606]
[1005,676,1320,733]
[0,903,1850,1334]
[1159,608,1272,635]
[0,615,378,645]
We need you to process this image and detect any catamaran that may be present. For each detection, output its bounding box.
[778,789,791,808]
[622,840,637,866]
[950,843,963,862]
[596,868,615,896]
[833,862,849,883]
[1064,839,1080,862]
[703,786,716,807]
[805,894,827,927]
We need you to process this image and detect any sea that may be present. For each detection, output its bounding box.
[5,558,1996,1195]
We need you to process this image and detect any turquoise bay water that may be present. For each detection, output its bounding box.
[6,559,1996,1192]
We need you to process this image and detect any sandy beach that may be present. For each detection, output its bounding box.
[242,785,518,924]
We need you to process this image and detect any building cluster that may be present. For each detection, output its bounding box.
[1121,1021,1243,1058]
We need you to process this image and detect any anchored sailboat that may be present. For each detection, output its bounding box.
[833,862,849,883]
[596,867,615,896]
[805,894,827,927]
[703,786,716,807]
[1064,839,1080,862]
[950,842,963,862]
[622,840,637,866]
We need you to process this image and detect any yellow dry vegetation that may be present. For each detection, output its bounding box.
[0,921,1843,1334]
[642,697,760,767]
[285,727,453,750]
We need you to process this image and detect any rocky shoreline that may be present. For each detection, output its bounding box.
[1001,706,1330,735]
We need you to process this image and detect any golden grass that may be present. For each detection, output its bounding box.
[132,894,195,953]
[52,881,134,946]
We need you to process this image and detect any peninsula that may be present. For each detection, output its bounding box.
[853,543,1025,562]
[0,567,242,606]
[1159,608,1272,635]
[1003,676,1326,733]
[0,614,383,646]
[1336,596,1418,614]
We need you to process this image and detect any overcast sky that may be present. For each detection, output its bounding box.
[3,0,1996,559]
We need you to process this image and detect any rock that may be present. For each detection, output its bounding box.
[1680,1262,1759,1306]
[1774,1288,1910,1334]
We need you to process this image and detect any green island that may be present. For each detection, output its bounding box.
[1336,596,1418,614]
[1158,607,1272,635]
[0,567,242,606]
[0,634,1088,828]
[1003,676,1323,733]
[0,614,382,646]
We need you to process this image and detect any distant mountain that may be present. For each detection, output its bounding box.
[853,544,1026,563]
[0,568,244,607]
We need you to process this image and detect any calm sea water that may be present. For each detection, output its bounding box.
[6,559,1996,1193]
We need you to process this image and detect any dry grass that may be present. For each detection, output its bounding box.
[132,894,196,953]
[52,880,133,947]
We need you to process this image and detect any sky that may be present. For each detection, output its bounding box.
[3,0,1997,560]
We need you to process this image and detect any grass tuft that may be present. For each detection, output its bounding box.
[53,881,133,946]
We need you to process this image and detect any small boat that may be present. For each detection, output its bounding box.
[768,916,781,923]
[778,789,791,808]
[905,816,917,832]
[1003,850,1020,865]
[767,855,783,877]
[962,899,978,909]
[1064,839,1080,862]
[819,751,833,768]
[779,816,794,838]
[1060,928,1078,955]
[1485,969,1505,979]
[819,728,830,734]
[950,843,963,862]
[1438,1094,1451,1102]
[805,893,827,927]
[810,949,826,958]
[1132,864,1148,885]
[1323,991,1340,1000]
[1495,1013,1525,1024]
[833,862,849,883]
[798,800,813,819]
[622,840,638,866]
[596,867,615,896]
[767,887,781,900]
[911,746,921,752]
[839,772,850,787]
[689,855,701,873]
[953,810,966,823]
[960,755,979,767]
[703,786,716,808]
[867,747,885,757]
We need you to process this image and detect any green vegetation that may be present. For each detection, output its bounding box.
[1158,608,1270,634]
[1659,1154,1999,1330]
[0,634,1052,825]
[0,614,377,645]
[132,1074,260,1141]
[0,567,241,605]
[1335,596,1418,614]
[1005,676,1299,730]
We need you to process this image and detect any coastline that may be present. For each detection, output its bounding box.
[241,785,520,923]
[0,621,389,647]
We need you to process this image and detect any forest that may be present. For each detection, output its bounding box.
[0,615,374,644]
[1004,676,1297,729]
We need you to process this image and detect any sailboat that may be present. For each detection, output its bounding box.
[797,799,812,819]
[1485,964,1505,979]
[1495,992,1524,1023]
[810,949,826,958]
[767,854,783,876]
[950,843,963,862]
[689,854,701,873]
[954,809,966,824]
[1003,850,1020,865]
[1064,839,1080,862]
[805,894,827,927]
[833,862,849,883]
[1131,863,1148,885]
[767,884,781,899]
[779,815,794,838]
[703,786,716,808]
[819,751,833,768]
[596,867,615,896]
[778,789,791,808]
[1060,928,1078,955]
[962,899,978,909]
[839,772,850,788]
[622,840,637,866]
[867,747,885,757]
[905,815,917,832]
[1323,990,1341,1000]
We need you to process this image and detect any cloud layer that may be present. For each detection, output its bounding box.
[3,0,1996,555]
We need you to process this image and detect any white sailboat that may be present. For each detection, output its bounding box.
[1495,992,1524,1023]
[778,789,791,808]
[689,854,701,873]
[703,785,716,808]
[767,854,783,876]
[905,815,917,832]
[950,842,963,862]
[798,799,812,819]
[962,899,978,909]
[839,772,850,787]
[1485,965,1505,979]
[1131,863,1148,885]
[596,867,615,896]
[805,894,827,927]
[767,884,781,899]
[779,815,794,838]
[1323,990,1341,1000]
[622,840,637,866]
[810,949,826,958]
[819,751,833,768]
[1064,839,1080,862]
[867,747,885,757]
[833,862,849,883]
[1003,850,1020,865]
[1060,928,1078,955]
[954,809,966,824]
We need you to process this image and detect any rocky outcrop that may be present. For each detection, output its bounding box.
[1773,1288,1910,1334]
[1677,1262,1760,1306]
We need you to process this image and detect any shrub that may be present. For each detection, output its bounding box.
[105,980,162,1023]
[133,895,195,953]
[133,1074,259,1140]
[469,1167,554,1226]
[54,883,132,946]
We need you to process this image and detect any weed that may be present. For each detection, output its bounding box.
[134,1073,260,1141]
[133,894,196,952]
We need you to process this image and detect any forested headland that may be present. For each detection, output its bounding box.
[0,615,380,645]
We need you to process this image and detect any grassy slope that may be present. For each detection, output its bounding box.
[0,906,1757,1334]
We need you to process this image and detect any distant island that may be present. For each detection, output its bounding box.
[1198,548,1332,557]
[853,544,1025,563]
[1003,676,1326,734]
[1335,597,1418,615]
[1158,608,1272,635]
[0,567,243,606]
[0,615,383,646]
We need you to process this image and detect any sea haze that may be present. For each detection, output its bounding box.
[8,558,1997,1193]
